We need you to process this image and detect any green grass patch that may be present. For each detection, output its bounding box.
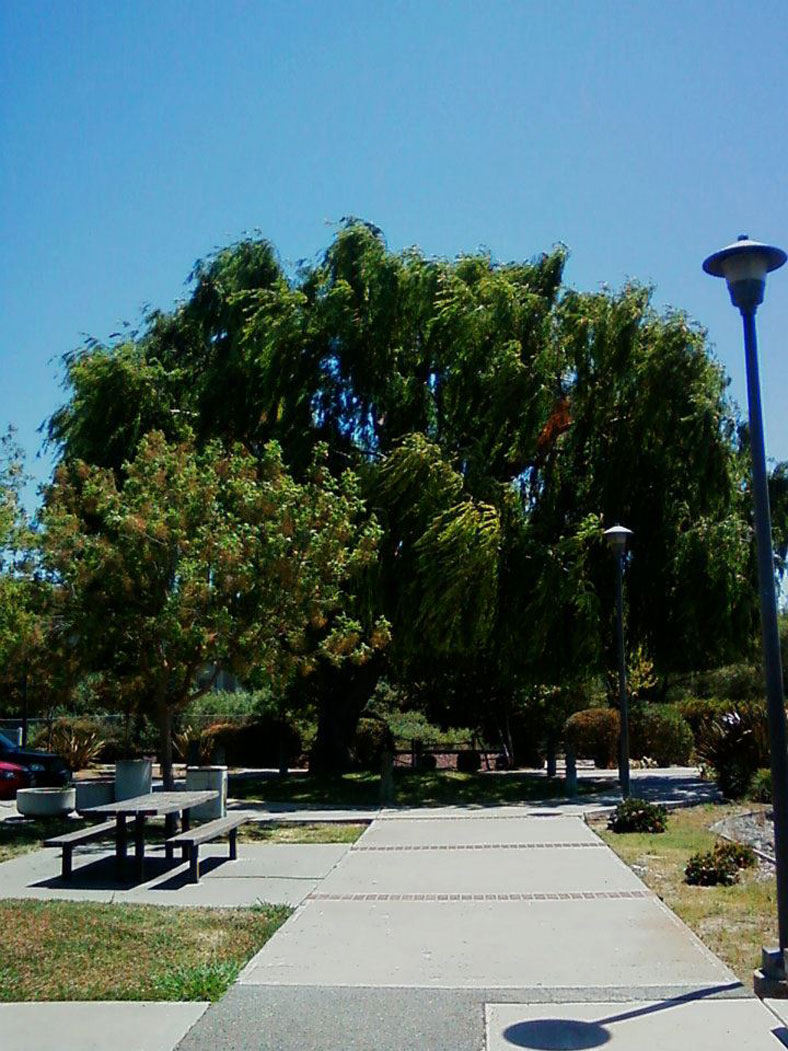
[594,803,775,984]
[0,817,90,864]
[230,769,600,807]
[0,899,290,1001]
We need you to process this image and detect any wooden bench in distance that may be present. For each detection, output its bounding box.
[166,814,247,883]
[44,819,122,881]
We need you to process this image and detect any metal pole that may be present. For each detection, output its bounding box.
[741,307,788,952]
[615,552,630,799]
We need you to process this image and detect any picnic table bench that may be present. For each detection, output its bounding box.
[45,818,127,881]
[167,813,247,883]
[77,790,219,880]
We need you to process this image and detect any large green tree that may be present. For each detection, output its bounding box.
[46,221,767,766]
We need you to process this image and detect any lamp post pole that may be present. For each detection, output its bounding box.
[704,236,788,979]
[604,525,633,799]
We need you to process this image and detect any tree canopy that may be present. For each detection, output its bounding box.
[44,220,772,766]
[41,430,387,784]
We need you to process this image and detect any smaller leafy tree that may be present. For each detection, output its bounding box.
[41,431,388,787]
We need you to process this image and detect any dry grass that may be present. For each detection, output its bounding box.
[239,821,365,844]
[0,900,290,1001]
[594,803,776,984]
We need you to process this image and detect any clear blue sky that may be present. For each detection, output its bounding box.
[3,1,788,503]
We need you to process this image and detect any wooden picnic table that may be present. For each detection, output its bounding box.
[78,790,218,880]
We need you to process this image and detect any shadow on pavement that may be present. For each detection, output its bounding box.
[502,982,743,1049]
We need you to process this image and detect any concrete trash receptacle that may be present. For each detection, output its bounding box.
[114,758,152,800]
[185,766,227,820]
[75,779,115,810]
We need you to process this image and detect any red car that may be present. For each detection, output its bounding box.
[0,760,30,800]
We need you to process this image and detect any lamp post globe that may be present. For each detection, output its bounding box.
[704,234,788,986]
[603,525,633,799]
[603,525,633,558]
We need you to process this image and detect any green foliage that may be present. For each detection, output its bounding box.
[629,705,693,766]
[748,767,772,803]
[682,665,764,704]
[150,960,240,1002]
[184,717,303,768]
[43,222,778,766]
[607,797,668,834]
[713,839,756,870]
[33,717,103,771]
[351,717,394,770]
[40,432,387,785]
[693,701,769,798]
[685,849,739,886]
[676,696,732,738]
[564,707,619,768]
[684,840,755,886]
[182,690,266,724]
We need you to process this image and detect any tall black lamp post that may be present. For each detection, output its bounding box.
[604,525,633,799]
[703,235,788,987]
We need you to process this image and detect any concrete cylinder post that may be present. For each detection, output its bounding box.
[114,758,153,801]
[186,766,227,820]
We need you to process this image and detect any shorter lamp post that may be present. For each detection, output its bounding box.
[604,525,633,799]
[703,235,788,987]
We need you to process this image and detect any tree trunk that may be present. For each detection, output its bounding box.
[309,657,383,775]
[21,669,28,748]
[546,736,558,778]
[157,699,175,790]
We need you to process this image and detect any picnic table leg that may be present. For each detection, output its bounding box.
[115,814,128,873]
[164,813,176,861]
[134,814,146,881]
[180,808,191,860]
[188,843,199,883]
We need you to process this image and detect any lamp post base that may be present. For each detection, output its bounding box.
[754,947,788,998]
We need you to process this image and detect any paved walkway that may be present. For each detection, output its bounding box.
[175,810,788,1051]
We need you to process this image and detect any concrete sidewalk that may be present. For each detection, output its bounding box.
[175,810,788,1050]
[1,1001,208,1051]
[0,841,349,908]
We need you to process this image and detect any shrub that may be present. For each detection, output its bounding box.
[629,705,693,767]
[714,839,756,869]
[685,839,756,885]
[694,701,769,798]
[201,717,302,768]
[748,767,772,803]
[685,849,739,885]
[182,689,267,724]
[676,697,730,739]
[607,797,667,834]
[34,718,104,771]
[352,718,394,770]
[456,749,482,773]
[564,708,619,768]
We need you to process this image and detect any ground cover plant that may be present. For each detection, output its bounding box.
[596,803,775,983]
[684,840,756,886]
[229,769,601,807]
[607,797,667,834]
[0,900,289,1001]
